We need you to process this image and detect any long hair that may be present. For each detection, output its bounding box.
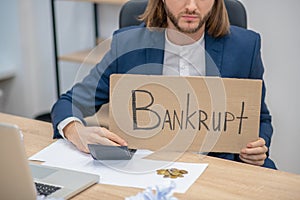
[139,0,230,38]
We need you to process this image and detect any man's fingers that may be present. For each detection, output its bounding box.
[81,146,90,153]
[240,152,267,161]
[99,128,128,146]
[239,155,265,166]
[92,127,128,146]
[241,146,268,155]
[73,139,90,153]
[72,126,128,154]
[247,137,265,148]
[95,136,120,146]
[239,137,268,167]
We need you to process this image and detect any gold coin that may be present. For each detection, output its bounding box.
[168,168,176,174]
[179,169,188,174]
[156,169,166,175]
[169,175,178,179]
[156,168,188,179]
[169,171,180,176]
[164,170,170,176]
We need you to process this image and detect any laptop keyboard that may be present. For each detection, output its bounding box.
[35,182,62,197]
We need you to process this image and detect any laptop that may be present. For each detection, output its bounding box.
[0,122,99,200]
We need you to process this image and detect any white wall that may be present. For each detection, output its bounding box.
[240,0,300,175]
[0,0,299,174]
[0,0,120,117]
[0,0,57,117]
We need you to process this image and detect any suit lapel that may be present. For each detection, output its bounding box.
[145,29,165,75]
[142,29,224,76]
[205,33,224,76]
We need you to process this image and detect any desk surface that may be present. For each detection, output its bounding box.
[1,112,299,200]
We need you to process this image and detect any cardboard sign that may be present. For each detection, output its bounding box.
[109,74,262,153]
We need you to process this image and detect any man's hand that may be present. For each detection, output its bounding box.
[239,138,268,166]
[63,121,127,153]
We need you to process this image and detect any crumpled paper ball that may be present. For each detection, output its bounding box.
[37,196,63,200]
[125,181,178,200]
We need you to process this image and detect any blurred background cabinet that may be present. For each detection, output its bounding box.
[34,0,128,122]
[51,0,128,98]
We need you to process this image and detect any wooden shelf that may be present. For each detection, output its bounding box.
[52,0,128,96]
[59,48,103,65]
[96,37,105,45]
[59,38,112,65]
[0,67,16,81]
[63,0,128,5]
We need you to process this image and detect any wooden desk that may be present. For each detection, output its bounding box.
[1,112,299,200]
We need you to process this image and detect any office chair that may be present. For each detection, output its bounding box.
[119,0,247,29]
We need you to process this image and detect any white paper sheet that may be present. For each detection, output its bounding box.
[29,140,208,193]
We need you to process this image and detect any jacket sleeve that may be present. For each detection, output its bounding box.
[249,33,273,150]
[51,34,118,139]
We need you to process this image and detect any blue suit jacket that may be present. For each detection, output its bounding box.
[51,25,276,169]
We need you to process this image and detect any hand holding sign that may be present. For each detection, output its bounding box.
[240,137,268,166]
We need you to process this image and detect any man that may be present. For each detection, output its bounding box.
[51,0,276,169]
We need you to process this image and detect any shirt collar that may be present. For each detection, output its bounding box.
[165,30,205,53]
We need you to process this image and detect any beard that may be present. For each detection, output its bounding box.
[164,4,211,34]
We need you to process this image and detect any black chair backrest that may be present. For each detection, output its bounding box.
[225,0,247,28]
[119,0,247,29]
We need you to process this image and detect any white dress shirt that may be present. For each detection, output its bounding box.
[57,117,83,139]
[163,30,205,76]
